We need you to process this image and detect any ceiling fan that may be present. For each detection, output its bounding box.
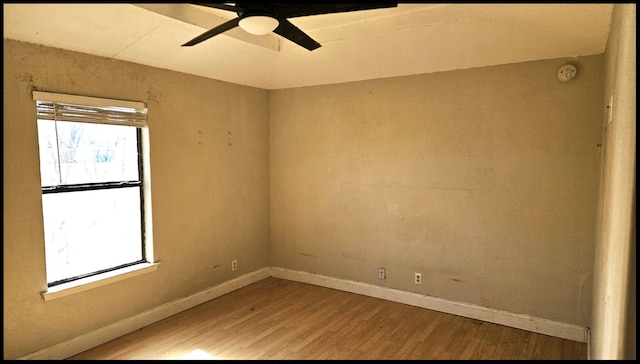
[182,3,398,51]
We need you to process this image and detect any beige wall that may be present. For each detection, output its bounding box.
[4,38,609,359]
[270,56,604,327]
[592,3,636,360]
[3,40,270,359]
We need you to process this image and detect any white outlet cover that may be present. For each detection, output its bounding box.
[557,64,577,82]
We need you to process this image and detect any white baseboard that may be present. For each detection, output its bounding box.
[269,266,589,343]
[586,327,592,359]
[19,266,589,359]
[18,268,270,360]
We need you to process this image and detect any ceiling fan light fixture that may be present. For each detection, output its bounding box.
[238,15,279,35]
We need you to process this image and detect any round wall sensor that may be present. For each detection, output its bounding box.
[557,64,577,82]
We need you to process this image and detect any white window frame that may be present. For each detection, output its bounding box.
[32,91,158,301]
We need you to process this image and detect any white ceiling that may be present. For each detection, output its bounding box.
[4,3,613,90]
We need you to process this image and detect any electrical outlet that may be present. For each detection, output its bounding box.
[414,272,422,284]
[232,260,237,271]
[378,268,386,280]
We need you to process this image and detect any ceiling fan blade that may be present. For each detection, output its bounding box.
[275,3,397,18]
[191,3,241,13]
[182,17,241,46]
[273,18,321,51]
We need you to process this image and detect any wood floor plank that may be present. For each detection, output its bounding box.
[67,277,587,360]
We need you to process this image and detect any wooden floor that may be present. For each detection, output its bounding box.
[67,277,587,360]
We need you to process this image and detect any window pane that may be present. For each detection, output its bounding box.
[54,121,140,185]
[42,187,143,284]
[37,119,61,186]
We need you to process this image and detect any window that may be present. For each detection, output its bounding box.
[33,91,155,294]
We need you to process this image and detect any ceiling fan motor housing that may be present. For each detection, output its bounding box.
[236,3,277,19]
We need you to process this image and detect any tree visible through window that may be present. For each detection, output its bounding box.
[33,91,151,287]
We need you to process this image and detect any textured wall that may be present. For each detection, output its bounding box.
[3,37,607,359]
[3,39,270,359]
[270,55,604,327]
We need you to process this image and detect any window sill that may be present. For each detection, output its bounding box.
[41,262,160,302]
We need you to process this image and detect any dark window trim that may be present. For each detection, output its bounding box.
[47,259,147,288]
[42,181,142,194]
[42,124,148,288]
